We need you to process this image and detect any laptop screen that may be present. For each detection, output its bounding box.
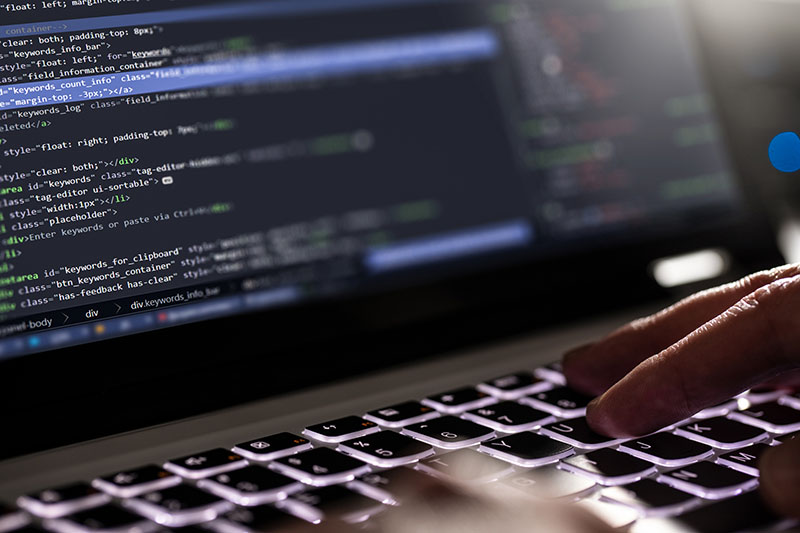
[0,0,740,359]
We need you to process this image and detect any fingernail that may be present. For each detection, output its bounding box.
[760,441,800,518]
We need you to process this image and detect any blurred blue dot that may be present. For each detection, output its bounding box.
[769,132,800,173]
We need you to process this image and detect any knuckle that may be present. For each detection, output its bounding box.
[628,316,652,333]
[740,263,800,290]
[746,275,800,308]
[734,276,800,364]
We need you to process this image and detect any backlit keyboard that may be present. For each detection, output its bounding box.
[4,364,800,533]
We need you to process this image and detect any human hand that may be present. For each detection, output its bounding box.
[563,263,800,518]
[284,467,615,533]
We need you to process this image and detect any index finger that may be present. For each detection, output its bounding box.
[563,264,800,395]
[586,275,800,438]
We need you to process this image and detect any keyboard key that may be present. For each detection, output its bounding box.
[632,490,782,533]
[501,466,595,500]
[402,416,494,449]
[778,430,800,443]
[781,392,800,410]
[164,449,247,480]
[92,465,181,498]
[17,482,110,518]
[421,387,495,414]
[477,372,551,399]
[728,401,800,434]
[303,416,379,443]
[479,432,573,467]
[560,449,657,486]
[462,401,554,432]
[577,499,639,529]
[281,486,384,525]
[363,401,438,428]
[196,466,301,506]
[349,468,434,506]
[211,505,308,533]
[658,461,758,499]
[601,479,698,517]
[534,361,566,385]
[124,485,232,527]
[231,433,312,462]
[716,443,773,477]
[0,505,29,533]
[743,388,784,404]
[416,449,514,483]
[270,447,370,487]
[674,417,768,450]
[521,387,593,417]
[619,433,714,467]
[693,400,737,419]
[539,418,625,450]
[44,504,158,533]
[338,431,434,467]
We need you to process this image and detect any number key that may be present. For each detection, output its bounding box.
[303,416,379,443]
[462,401,553,432]
[422,387,494,414]
[402,416,494,449]
[364,401,438,428]
[521,386,593,417]
[338,431,433,467]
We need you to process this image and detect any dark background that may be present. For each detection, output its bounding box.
[693,0,800,235]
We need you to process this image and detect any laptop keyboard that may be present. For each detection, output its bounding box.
[3,363,799,533]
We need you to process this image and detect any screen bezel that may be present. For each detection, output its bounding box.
[0,0,785,461]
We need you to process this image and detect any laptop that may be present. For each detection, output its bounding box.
[0,0,792,531]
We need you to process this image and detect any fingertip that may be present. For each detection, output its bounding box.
[585,394,640,439]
